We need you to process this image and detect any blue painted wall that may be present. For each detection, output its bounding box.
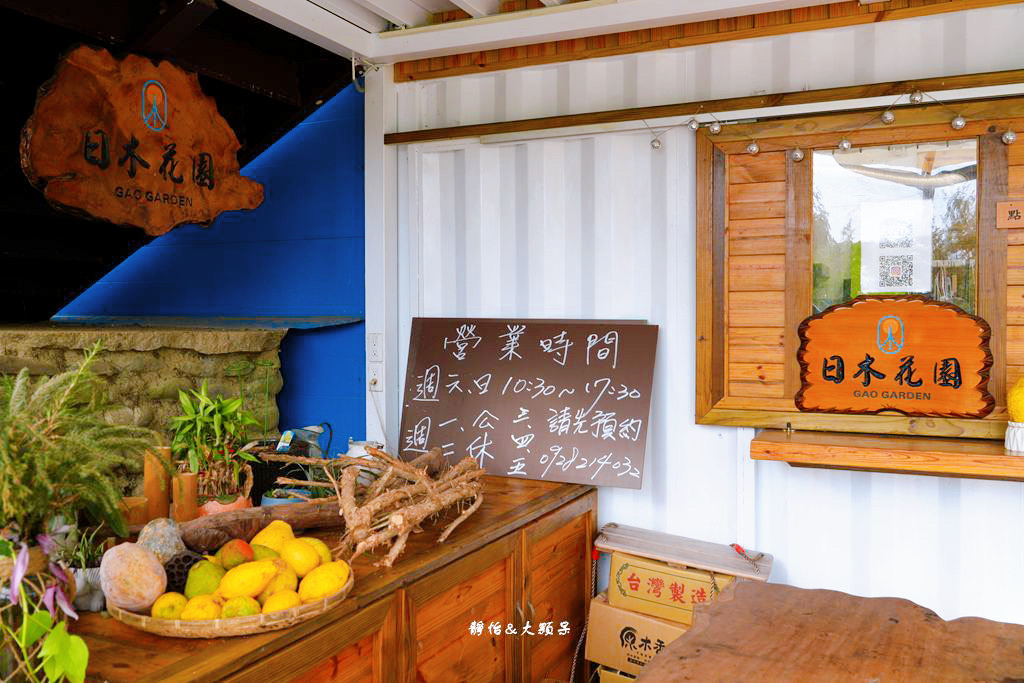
[57,85,366,446]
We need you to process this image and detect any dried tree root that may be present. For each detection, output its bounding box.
[263,446,486,568]
[438,494,483,543]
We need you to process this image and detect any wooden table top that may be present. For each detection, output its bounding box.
[639,581,1024,682]
[75,477,593,683]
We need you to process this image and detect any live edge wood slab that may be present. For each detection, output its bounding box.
[639,581,1024,682]
[75,476,594,682]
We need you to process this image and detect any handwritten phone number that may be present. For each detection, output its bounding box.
[538,447,640,480]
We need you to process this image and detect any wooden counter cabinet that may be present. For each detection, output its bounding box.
[78,477,597,682]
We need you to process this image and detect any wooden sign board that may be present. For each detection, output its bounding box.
[795,295,993,418]
[996,201,1024,229]
[400,318,658,488]
[20,46,262,236]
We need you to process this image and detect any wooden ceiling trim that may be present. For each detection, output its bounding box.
[394,0,1018,83]
[383,69,1024,144]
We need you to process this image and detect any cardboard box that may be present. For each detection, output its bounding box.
[607,550,734,625]
[597,666,637,682]
[585,593,686,675]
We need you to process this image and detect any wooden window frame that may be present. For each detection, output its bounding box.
[697,94,1024,439]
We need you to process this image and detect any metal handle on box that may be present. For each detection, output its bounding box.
[527,601,535,621]
[515,603,525,625]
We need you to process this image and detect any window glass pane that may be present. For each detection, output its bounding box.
[812,139,977,313]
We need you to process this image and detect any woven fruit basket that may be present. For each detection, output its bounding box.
[106,572,353,638]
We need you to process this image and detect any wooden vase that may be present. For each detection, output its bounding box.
[143,447,172,521]
[118,496,149,526]
[171,472,199,523]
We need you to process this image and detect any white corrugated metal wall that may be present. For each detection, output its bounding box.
[385,5,1024,623]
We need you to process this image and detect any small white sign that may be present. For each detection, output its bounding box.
[859,198,932,293]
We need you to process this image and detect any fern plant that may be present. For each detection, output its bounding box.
[0,341,158,541]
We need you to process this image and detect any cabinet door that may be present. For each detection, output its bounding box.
[406,534,519,682]
[222,594,400,683]
[521,491,597,683]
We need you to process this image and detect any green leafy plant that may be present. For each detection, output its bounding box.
[169,380,259,500]
[62,527,105,571]
[0,341,158,541]
[0,542,87,683]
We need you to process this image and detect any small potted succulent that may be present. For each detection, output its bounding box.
[168,381,260,516]
[57,526,107,613]
[259,487,313,507]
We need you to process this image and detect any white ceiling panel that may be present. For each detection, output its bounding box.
[231,0,841,63]
[309,0,392,32]
[352,0,432,27]
[448,0,501,18]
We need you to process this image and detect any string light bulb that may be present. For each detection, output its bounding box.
[950,115,967,130]
[909,90,924,104]
[650,138,662,150]
[688,119,700,131]
[746,141,760,155]
[709,121,722,135]
[880,110,895,125]
[791,149,805,162]
[838,138,853,151]
[1004,130,1018,145]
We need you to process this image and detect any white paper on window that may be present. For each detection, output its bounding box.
[859,198,933,293]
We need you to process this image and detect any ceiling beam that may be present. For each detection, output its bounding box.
[129,0,217,53]
[231,0,844,63]
[350,0,430,27]
[308,0,392,32]
[0,0,148,44]
[370,0,838,62]
[170,29,303,105]
[0,0,307,105]
[448,0,501,18]
[223,0,375,58]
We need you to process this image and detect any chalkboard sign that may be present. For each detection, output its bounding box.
[400,318,658,489]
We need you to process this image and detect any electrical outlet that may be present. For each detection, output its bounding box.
[367,332,383,362]
[368,362,383,392]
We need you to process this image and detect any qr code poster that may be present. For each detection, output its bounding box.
[860,199,932,293]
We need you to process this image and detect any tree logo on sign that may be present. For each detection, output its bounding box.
[141,80,168,132]
[876,315,904,354]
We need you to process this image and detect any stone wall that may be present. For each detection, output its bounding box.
[0,326,286,442]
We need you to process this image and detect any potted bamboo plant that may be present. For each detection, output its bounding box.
[169,381,260,516]
[0,341,157,682]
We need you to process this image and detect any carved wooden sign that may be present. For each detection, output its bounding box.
[795,295,994,418]
[996,201,1024,229]
[20,46,263,236]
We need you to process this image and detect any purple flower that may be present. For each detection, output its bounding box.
[36,534,57,556]
[54,585,77,620]
[9,543,28,602]
[42,584,56,615]
[41,583,78,620]
[48,562,68,587]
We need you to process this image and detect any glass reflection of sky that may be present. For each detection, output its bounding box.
[814,146,975,243]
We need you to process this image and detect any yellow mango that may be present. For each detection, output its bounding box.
[249,520,294,554]
[217,560,278,600]
[257,565,298,604]
[180,595,222,620]
[150,592,187,619]
[280,538,320,578]
[262,590,301,613]
[298,537,332,564]
[298,562,348,604]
